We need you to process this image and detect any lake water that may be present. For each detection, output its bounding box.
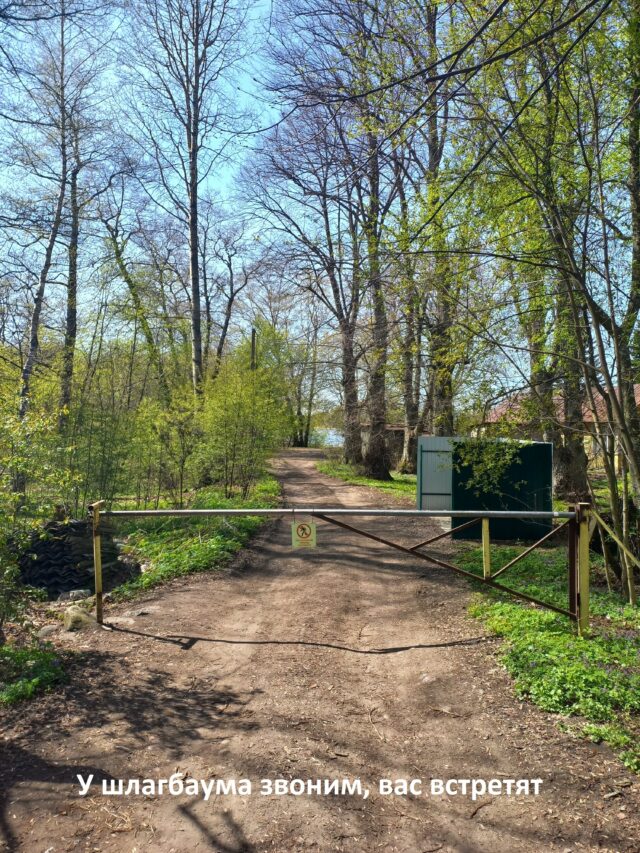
[310,428,343,448]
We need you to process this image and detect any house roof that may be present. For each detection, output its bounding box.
[360,423,415,432]
[484,385,640,426]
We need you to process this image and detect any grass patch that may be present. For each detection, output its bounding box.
[462,543,640,772]
[316,460,416,498]
[112,474,281,599]
[0,644,66,705]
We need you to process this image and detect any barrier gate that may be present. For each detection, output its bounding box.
[89,503,591,634]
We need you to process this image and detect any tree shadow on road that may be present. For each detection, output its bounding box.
[0,650,259,851]
[0,744,114,852]
[179,802,254,853]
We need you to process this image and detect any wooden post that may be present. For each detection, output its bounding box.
[577,502,590,635]
[90,501,105,624]
[568,513,578,622]
[482,517,491,579]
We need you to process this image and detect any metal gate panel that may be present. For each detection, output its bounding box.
[417,436,454,511]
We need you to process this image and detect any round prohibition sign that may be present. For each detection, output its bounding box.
[296,523,312,540]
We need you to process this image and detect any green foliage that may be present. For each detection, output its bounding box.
[0,644,66,704]
[316,460,416,497]
[0,391,77,639]
[474,600,640,717]
[193,353,291,499]
[453,438,525,499]
[153,389,202,508]
[466,544,640,772]
[251,319,319,447]
[460,545,640,624]
[0,566,32,640]
[113,474,280,598]
[581,722,633,749]
[59,340,188,512]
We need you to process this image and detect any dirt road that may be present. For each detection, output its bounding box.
[1,449,638,852]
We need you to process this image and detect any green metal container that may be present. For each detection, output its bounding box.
[451,440,553,540]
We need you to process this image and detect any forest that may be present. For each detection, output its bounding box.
[1,0,640,611]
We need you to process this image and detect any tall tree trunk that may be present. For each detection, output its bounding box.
[556,375,589,499]
[423,6,453,440]
[201,245,213,375]
[188,169,202,394]
[59,156,80,431]
[397,296,422,472]
[362,267,391,477]
[15,7,69,500]
[303,324,318,446]
[293,381,305,446]
[17,176,66,422]
[18,16,68,426]
[394,153,423,475]
[428,293,455,436]
[211,291,234,381]
[188,9,203,395]
[398,335,420,474]
[552,288,589,499]
[341,323,362,465]
[623,0,640,499]
[424,182,454,438]
[362,133,391,480]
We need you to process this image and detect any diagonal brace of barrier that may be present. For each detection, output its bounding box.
[314,514,574,619]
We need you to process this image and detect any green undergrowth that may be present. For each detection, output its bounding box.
[460,544,640,772]
[316,460,416,497]
[112,474,280,599]
[0,644,66,705]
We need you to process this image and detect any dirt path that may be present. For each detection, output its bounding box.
[1,449,638,853]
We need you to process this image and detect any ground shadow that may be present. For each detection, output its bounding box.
[0,649,259,851]
[0,743,114,851]
[106,623,492,654]
[179,802,254,853]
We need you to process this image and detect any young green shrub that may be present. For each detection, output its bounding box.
[193,354,291,499]
[0,394,76,643]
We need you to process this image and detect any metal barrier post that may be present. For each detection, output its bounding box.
[577,502,590,635]
[482,517,491,578]
[89,501,105,624]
